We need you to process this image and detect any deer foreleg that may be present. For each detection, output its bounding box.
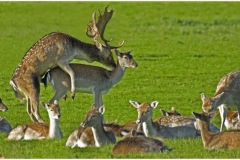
[237,103,240,120]
[218,104,227,132]
[93,91,103,108]
[57,62,75,100]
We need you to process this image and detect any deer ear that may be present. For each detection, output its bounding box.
[161,109,168,116]
[150,101,159,108]
[114,49,121,57]
[131,129,136,137]
[41,101,48,110]
[99,105,105,114]
[54,100,58,105]
[201,93,206,101]
[129,100,140,108]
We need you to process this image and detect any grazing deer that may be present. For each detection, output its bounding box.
[0,98,12,133]
[193,111,240,150]
[41,50,138,107]
[9,6,124,122]
[130,100,200,138]
[7,100,62,140]
[66,105,116,148]
[111,129,171,155]
[201,71,240,132]
[218,104,240,130]
[154,106,219,133]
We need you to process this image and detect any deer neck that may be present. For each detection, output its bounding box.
[49,118,62,139]
[110,59,126,85]
[91,120,109,147]
[142,118,157,137]
[74,41,101,63]
[198,120,213,147]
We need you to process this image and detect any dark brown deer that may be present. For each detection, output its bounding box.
[10,6,124,122]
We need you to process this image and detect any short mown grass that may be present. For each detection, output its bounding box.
[1,1,240,158]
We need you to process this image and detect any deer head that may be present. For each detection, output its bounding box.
[86,6,124,70]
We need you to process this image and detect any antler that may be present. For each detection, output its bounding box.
[86,6,124,49]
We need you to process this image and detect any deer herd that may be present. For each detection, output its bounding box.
[1,5,240,157]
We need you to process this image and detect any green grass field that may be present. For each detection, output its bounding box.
[1,1,240,158]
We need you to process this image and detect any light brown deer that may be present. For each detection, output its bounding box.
[130,100,200,138]
[9,6,124,122]
[154,106,219,133]
[41,50,138,108]
[0,98,12,133]
[193,111,240,150]
[201,71,240,132]
[7,100,62,140]
[111,129,171,155]
[218,104,240,130]
[66,105,116,148]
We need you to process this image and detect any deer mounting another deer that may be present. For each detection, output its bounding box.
[10,6,123,122]
[130,100,200,138]
[193,111,240,150]
[111,129,171,155]
[66,105,116,148]
[41,50,137,108]
[201,71,240,131]
[0,98,12,133]
[7,100,62,140]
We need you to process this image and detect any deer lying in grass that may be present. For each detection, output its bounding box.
[111,129,171,155]
[0,98,12,133]
[218,104,240,130]
[201,71,240,132]
[10,6,123,122]
[66,105,116,148]
[154,106,219,133]
[130,100,200,138]
[7,100,62,140]
[42,50,138,107]
[193,111,240,150]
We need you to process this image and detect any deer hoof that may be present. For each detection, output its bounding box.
[71,93,75,101]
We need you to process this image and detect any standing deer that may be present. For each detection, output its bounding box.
[9,6,124,122]
[111,129,171,155]
[201,71,240,131]
[41,49,138,107]
[7,100,62,140]
[130,100,200,138]
[218,104,240,130]
[66,105,116,148]
[193,111,240,150]
[0,98,12,133]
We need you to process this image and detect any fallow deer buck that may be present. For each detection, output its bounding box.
[201,71,240,132]
[218,104,240,130]
[7,100,62,140]
[130,100,200,138]
[0,98,12,133]
[111,129,171,155]
[193,111,240,150]
[66,105,116,148]
[41,50,138,108]
[10,6,124,122]
[154,106,219,133]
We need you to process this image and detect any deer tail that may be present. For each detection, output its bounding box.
[41,71,50,89]
[9,80,24,102]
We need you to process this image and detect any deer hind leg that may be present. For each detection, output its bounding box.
[57,62,75,100]
[26,75,44,122]
[25,95,37,122]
